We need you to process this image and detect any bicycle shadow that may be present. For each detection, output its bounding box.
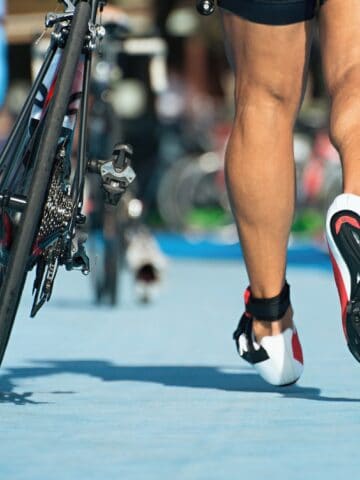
[46,298,96,311]
[0,360,359,405]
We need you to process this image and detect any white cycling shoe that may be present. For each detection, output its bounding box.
[233,282,304,386]
[326,193,360,363]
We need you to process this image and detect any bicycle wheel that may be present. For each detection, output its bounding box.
[90,233,120,306]
[90,204,126,307]
[0,1,91,364]
[104,236,120,306]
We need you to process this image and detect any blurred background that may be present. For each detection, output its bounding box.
[0,1,339,303]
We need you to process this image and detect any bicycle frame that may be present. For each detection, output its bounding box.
[0,0,105,215]
[0,0,137,366]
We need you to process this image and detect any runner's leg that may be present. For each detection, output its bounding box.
[321,0,360,361]
[319,0,360,193]
[221,13,313,339]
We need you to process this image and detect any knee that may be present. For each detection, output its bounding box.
[233,78,302,128]
[329,65,360,149]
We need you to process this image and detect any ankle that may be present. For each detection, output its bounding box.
[252,306,294,342]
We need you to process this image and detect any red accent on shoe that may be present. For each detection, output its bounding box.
[335,215,360,235]
[292,331,304,364]
[243,287,252,318]
[244,287,251,305]
[328,247,348,340]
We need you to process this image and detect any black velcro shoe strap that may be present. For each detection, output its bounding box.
[246,282,290,322]
[233,314,269,364]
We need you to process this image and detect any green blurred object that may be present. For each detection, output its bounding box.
[292,208,325,237]
[186,208,231,230]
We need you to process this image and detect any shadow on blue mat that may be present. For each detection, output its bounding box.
[0,360,359,406]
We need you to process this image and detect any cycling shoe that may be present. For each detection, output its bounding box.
[233,282,304,386]
[326,193,360,362]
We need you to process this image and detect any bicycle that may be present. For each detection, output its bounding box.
[86,17,168,306]
[0,0,136,364]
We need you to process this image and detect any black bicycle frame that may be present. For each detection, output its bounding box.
[0,0,106,216]
[73,0,106,208]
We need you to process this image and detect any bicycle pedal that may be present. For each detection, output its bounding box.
[102,144,136,205]
[88,144,136,205]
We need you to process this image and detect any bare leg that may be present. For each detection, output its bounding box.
[320,0,360,363]
[221,13,313,338]
[319,0,360,193]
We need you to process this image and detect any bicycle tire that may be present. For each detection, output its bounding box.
[0,1,91,364]
[104,237,119,306]
[91,221,125,307]
[91,239,120,306]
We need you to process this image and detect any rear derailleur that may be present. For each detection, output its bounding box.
[31,215,91,317]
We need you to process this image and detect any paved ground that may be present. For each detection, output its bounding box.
[1,258,359,479]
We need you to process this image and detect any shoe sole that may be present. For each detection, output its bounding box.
[327,196,360,362]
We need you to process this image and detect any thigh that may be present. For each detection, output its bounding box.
[221,12,314,112]
[319,0,360,93]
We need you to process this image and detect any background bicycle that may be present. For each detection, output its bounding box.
[86,6,168,305]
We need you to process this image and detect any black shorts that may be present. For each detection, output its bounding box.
[218,0,325,25]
